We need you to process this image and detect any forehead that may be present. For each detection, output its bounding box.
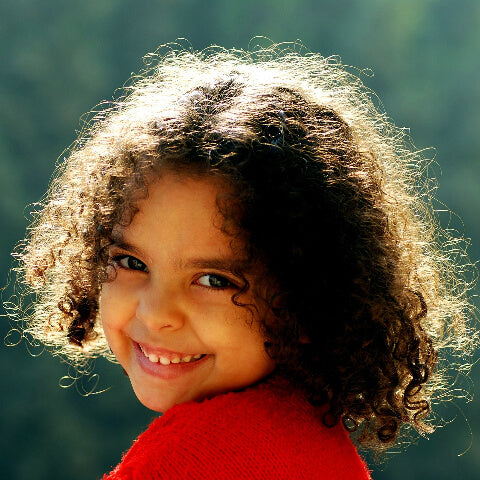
[141,174,221,221]
[113,173,245,260]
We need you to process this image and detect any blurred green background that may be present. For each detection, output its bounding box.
[1,0,479,478]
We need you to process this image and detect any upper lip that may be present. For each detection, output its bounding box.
[137,342,204,360]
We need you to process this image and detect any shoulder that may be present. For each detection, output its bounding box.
[105,378,371,480]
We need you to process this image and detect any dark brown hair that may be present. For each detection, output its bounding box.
[14,44,476,449]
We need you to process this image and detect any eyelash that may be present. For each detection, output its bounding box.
[110,255,238,290]
[111,255,149,272]
[195,273,237,290]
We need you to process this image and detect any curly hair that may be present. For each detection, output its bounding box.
[14,43,476,450]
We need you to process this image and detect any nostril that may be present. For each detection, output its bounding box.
[136,301,186,331]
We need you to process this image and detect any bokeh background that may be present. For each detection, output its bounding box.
[1,1,479,479]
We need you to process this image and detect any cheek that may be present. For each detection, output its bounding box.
[211,307,270,359]
[99,282,131,332]
[99,284,133,359]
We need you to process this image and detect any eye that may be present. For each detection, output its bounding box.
[196,274,236,289]
[112,255,149,272]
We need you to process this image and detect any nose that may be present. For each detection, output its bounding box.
[136,282,186,332]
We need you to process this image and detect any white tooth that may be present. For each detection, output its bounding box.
[171,357,181,364]
[193,354,202,360]
[159,356,170,365]
[182,355,192,363]
[148,353,159,363]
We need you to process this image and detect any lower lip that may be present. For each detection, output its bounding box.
[134,343,209,379]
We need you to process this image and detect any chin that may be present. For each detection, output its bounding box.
[134,387,192,413]
[137,395,172,413]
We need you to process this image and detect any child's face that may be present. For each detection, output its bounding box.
[100,173,275,412]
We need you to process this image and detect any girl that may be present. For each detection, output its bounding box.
[14,44,475,478]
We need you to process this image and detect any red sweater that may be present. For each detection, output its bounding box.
[104,378,371,479]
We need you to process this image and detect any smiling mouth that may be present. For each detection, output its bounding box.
[138,344,206,366]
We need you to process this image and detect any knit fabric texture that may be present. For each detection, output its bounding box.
[104,378,372,479]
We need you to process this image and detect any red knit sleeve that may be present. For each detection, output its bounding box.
[103,382,372,480]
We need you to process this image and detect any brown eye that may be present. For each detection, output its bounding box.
[197,274,235,289]
[113,255,149,272]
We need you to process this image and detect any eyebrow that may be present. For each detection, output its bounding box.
[181,257,240,273]
[109,231,144,257]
